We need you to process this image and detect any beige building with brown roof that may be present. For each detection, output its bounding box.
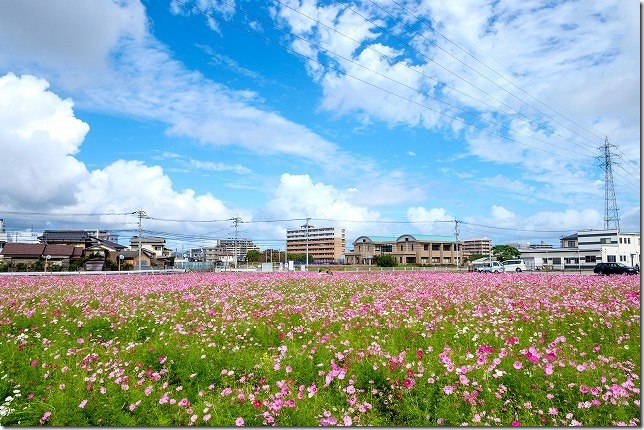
[345,234,464,266]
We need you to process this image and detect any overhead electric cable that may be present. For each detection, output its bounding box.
[173,0,597,165]
[358,0,603,151]
[382,0,609,144]
[271,0,595,156]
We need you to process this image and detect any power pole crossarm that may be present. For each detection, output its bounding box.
[133,209,148,271]
[230,216,242,269]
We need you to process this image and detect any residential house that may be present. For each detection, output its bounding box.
[0,243,83,269]
[129,236,173,268]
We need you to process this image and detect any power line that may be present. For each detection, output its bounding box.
[173,0,599,166]
[339,0,600,154]
[272,0,595,157]
[377,0,608,145]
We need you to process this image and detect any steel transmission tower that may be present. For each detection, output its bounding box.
[598,137,620,230]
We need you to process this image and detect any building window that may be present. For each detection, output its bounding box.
[567,240,575,247]
[585,255,596,263]
[607,255,616,262]
[432,244,439,251]
[628,238,631,244]
[411,244,414,251]
[443,244,451,251]
[600,238,611,244]
[400,245,403,251]
[423,244,428,251]
[619,238,623,243]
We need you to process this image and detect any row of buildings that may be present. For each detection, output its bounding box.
[288,225,640,270]
[0,225,174,270]
[0,219,640,271]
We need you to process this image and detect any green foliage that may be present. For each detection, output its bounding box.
[466,253,488,263]
[246,249,262,263]
[104,259,118,271]
[374,254,398,267]
[69,256,90,271]
[491,245,520,261]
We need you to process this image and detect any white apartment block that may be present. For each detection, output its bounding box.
[519,229,640,270]
[286,225,346,263]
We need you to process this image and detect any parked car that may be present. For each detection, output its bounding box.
[477,261,505,273]
[501,259,527,272]
[593,262,639,275]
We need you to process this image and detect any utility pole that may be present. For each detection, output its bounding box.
[133,209,148,271]
[231,215,241,269]
[437,219,462,268]
[304,216,311,270]
[454,220,461,268]
[597,136,620,230]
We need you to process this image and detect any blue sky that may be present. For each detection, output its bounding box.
[0,0,640,252]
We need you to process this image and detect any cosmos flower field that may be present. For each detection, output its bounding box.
[0,271,639,426]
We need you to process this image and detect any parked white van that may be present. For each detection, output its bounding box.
[502,259,527,272]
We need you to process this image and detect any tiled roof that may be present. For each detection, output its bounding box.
[119,249,154,259]
[42,244,77,257]
[0,243,46,256]
[130,236,166,244]
[98,238,127,249]
[39,230,92,241]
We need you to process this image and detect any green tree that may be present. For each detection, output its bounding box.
[491,245,520,261]
[374,254,398,267]
[246,249,262,263]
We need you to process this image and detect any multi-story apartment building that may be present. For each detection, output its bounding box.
[185,240,258,263]
[460,237,492,257]
[217,238,259,262]
[286,225,346,264]
[344,234,463,266]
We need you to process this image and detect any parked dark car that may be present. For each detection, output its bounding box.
[593,262,639,275]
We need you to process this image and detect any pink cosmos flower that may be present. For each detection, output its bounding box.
[41,411,52,422]
[579,385,589,394]
[235,417,245,426]
[78,399,88,408]
[511,421,521,426]
[513,361,523,370]
[443,385,454,395]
